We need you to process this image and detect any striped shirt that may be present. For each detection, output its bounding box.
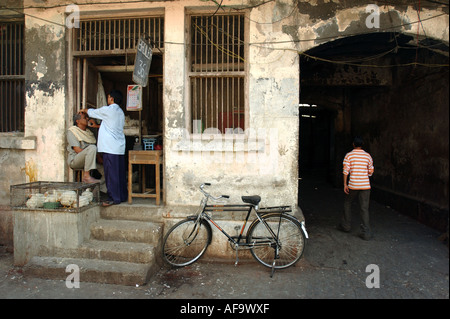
[343,149,374,190]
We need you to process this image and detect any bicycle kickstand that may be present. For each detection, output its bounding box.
[270,260,276,278]
[270,248,279,278]
[235,245,239,266]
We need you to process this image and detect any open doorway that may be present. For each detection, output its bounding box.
[72,53,164,199]
[68,15,165,203]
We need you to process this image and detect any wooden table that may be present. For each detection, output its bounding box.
[128,150,163,205]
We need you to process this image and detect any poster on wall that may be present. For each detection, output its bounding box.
[126,85,143,111]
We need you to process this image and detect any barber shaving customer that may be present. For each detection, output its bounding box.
[67,112,101,184]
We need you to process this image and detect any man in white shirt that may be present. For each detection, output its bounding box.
[81,90,127,206]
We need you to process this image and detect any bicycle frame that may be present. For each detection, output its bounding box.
[203,203,257,248]
[194,191,293,251]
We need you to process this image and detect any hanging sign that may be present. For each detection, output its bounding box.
[126,85,143,111]
[133,36,152,87]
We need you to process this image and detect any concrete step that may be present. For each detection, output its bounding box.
[78,240,158,264]
[37,240,159,264]
[21,208,165,286]
[100,204,164,222]
[21,207,166,286]
[90,219,163,244]
[24,256,155,286]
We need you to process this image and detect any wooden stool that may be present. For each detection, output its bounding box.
[128,150,163,205]
[73,169,83,182]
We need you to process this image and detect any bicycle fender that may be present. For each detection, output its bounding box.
[300,221,309,239]
[253,212,309,239]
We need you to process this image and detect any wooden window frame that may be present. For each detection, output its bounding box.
[72,15,164,57]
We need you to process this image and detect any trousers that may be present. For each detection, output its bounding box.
[342,189,371,235]
[103,153,128,204]
[69,145,97,171]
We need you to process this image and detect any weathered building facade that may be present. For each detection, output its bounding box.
[1,0,449,249]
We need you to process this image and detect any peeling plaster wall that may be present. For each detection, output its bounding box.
[0,0,448,212]
[164,1,300,208]
[247,1,300,207]
[292,1,448,52]
[23,7,67,183]
[161,0,449,208]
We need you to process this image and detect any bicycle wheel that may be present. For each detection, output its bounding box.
[246,213,306,269]
[162,216,212,267]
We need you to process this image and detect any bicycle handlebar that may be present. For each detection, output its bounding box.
[200,183,229,200]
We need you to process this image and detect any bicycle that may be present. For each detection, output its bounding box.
[162,183,309,277]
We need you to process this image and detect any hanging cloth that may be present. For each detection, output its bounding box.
[68,126,97,144]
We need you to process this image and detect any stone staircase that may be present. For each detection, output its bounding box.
[24,203,164,286]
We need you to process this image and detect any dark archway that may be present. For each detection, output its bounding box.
[299,32,449,232]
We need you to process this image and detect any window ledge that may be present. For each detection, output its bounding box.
[0,134,36,150]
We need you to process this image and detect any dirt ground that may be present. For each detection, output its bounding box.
[0,178,448,303]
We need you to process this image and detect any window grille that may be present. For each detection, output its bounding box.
[73,16,164,54]
[0,20,25,132]
[189,14,245,133]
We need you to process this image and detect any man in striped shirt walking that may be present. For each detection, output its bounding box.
[338,136,374,240]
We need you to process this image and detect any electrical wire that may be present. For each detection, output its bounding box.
[3,0,448,11]
[209,0,224,18]
[2,1,447,45]
[2,1,448,68]
[1,0,156,10]
[298,51,449,68]
[203,0,300,25]
[193,22,245,62]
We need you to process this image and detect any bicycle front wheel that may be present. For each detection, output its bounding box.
[162,217,212,267]
[246,213,306,269]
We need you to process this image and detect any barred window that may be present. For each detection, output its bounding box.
[189,14,246,133]
[0,20,25,132]
[72,16,164,54]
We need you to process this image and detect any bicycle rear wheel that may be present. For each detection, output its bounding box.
[246,213,306,269]
[162,216,212,267]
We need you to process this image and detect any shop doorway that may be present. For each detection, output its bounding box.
[71,53,164,202]
[68,15,165,201]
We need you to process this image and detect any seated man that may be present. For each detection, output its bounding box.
[67,112,100,184]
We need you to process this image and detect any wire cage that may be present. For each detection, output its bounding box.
[10,181,100,212]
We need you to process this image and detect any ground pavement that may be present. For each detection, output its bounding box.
[1,178,448,303]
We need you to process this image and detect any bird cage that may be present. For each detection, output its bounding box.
[10,181,100,212]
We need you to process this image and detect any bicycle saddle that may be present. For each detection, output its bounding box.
[241,195,261,206]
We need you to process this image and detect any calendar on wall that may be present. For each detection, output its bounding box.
[126,85,143,111]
